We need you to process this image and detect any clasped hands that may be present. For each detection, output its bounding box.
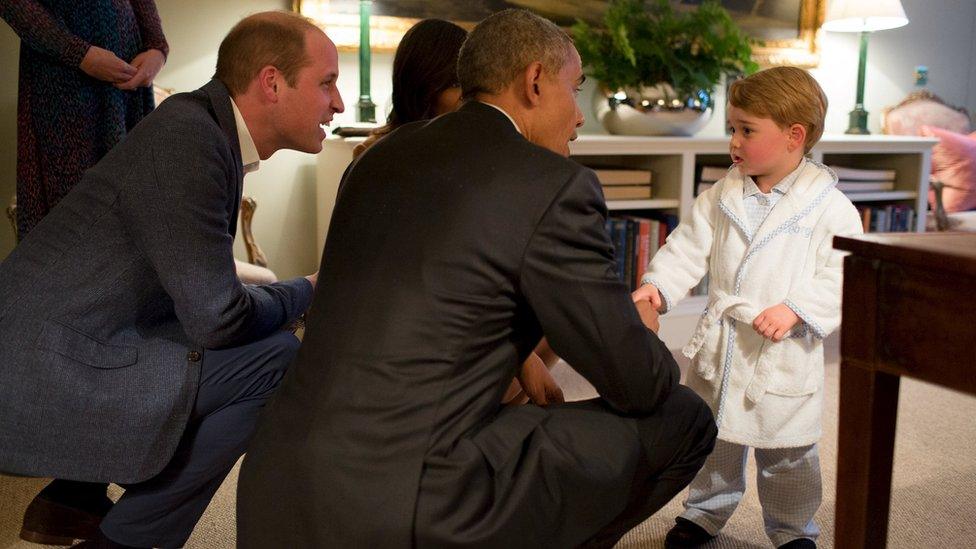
[80,46,166,90]
[632,283,800,342]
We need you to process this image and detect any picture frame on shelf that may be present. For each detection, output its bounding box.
[294,0,826,67]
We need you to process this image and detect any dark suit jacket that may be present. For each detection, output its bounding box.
[0,79,312,483]
[237,101,679,547]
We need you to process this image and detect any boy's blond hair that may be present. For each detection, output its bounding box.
[728,66,827,153]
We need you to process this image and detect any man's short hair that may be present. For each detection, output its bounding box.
[728,66,828,153]
[458,9,574,101]
[215,11,322,95]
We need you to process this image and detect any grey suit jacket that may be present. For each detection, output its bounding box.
[0,79,312,483]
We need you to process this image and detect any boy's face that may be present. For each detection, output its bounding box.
[727,105,803,188]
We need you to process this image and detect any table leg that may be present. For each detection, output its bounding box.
[834,361,900,548]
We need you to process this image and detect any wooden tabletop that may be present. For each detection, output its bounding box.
[834,232,976,278]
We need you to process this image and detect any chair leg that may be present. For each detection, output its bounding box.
[931,180,950,232]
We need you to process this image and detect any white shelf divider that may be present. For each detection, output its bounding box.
[606,198,680,210]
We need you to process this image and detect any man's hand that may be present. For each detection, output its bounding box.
[632,282,662,311]
[80,45,137,83]
[635,298,660,333]
[752,303,800,341]
[517,352,564,406]
[115,49,166,90]
[305,271,318,289]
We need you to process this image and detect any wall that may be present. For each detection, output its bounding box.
[1,0,975,274]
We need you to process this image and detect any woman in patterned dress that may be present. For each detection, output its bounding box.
[0,0,168,238]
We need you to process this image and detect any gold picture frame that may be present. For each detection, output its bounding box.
[294,0,826,67]
[748,0,826,68]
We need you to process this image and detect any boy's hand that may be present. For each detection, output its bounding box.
[634,299,660,333]
[752,304,800,341]
[632,283,662,311]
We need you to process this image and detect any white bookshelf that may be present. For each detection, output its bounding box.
[317,133,937,348]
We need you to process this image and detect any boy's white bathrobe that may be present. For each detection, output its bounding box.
[643,159,863,448]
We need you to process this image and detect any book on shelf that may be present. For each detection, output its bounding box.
[602,185,653,200]
[836,180,896,192]
[828,165,897,181]
[698,165,730,183]
[605,213,677,291]
[592,168,653,185]
[857,204,916,233]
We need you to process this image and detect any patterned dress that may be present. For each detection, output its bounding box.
[0,0,168,237]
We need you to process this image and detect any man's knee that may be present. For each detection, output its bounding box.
[637,385,717,469]
[263,331,301,373]
[669,385,717,460]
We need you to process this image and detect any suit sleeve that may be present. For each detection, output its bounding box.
[520,168,679,415]
[641,185,716,313]
[784,195,864,338]
[0,1,89,67]
[118,117,312,349]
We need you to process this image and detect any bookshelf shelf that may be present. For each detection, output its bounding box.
[606,198,680,210]
[318,133,936,349]
[844,190,918,202]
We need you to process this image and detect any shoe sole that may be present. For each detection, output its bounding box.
[19,527,79,545]
[20,496,104,546]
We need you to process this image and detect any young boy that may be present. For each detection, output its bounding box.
[634,67,863,549]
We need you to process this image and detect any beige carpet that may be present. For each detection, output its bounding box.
[3,340,975,548]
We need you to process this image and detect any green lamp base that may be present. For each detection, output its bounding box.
[357,96,376,124]
[845,107,870,135]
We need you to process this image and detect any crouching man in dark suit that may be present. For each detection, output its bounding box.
[0,11,344,549]
[238,8,716,548]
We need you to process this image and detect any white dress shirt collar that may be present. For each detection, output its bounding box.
[230,98,260,174]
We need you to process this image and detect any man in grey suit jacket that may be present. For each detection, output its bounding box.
[0,11,343,549]
[238,9,716,548]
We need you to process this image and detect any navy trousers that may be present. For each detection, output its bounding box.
[99,330,300,548]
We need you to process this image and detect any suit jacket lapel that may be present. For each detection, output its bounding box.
[202,79,244,238]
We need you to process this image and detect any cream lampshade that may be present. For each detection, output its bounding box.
[822,0,909,134]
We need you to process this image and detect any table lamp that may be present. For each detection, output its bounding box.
[356,0,376,123]
[823,0,908,134]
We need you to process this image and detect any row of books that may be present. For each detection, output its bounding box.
[592,167,653,200]
[605,214,678,291]
[830,165,898,192]
[695,164,901,194]
[856,204,916,233]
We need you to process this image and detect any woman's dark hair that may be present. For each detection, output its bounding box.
[384,19,468,133]
[388,19,467,127]
[355,19,467,156]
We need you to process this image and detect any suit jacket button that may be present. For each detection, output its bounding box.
[187,351,202,362]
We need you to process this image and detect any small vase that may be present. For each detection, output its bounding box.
[595,83,713,136]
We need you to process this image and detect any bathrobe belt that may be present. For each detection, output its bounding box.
[681,291,784,404]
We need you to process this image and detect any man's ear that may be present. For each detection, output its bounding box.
[787,123,807,152]
[523,61,544,107]
[258,65,280,103]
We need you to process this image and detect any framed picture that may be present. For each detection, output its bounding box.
[294,0,825,67]
[695,0,827,67]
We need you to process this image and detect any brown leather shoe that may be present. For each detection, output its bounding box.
[19,481,113,545]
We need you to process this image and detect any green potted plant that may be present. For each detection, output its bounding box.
[573,0,759,136]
